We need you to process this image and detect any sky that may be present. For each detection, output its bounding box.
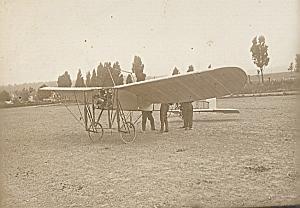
[0,0,299,85]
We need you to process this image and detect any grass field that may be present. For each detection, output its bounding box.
[0,95,298,208]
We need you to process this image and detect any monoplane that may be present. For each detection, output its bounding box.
[41,67,247,143]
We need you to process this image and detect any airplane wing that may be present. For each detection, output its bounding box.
[117,67,247,105]
[40,67,247,110]
[39,87,97,91]
[39,86,104,105]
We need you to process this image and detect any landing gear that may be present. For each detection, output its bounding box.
[87,122,104,142]
[83,89,138,144]
[119,121,136,143]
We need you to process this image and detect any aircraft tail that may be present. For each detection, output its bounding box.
[205,98,217,110]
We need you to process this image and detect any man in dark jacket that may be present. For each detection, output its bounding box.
[160,103,169,133]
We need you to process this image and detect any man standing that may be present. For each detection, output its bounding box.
[141,110,155,131]
[181,102,193,130]
[140,103,155,132]
[160,103,169,133]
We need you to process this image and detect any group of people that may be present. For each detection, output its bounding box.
[141,102,193,133]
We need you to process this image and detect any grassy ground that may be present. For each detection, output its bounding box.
[0,101,57,109]
[0,96,298,207]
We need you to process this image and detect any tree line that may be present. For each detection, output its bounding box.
[0,85,51,103]
[57,59,138,87]
[57,56,197,88]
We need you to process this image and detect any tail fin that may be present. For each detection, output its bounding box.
[205,98,217,109]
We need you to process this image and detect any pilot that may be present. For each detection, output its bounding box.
[181,102,193,130]
[159,103,169,133]
[94,90,106,109]
[95,95,105,109]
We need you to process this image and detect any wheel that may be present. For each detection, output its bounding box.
[119,122,136,143]
[88,122,104,142]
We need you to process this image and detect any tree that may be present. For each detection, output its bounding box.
[295,54,300,72]
[172,67,180,75]
[28,87,35,94]
[0,90,10,102]
[250,35,270,83]
[112,61,123,85]
[288,62,294,72]
[75,69,86,87]
[132,56,146,81]
[126,74,133,84]
[97,62,110,87]
[96,62,104,86]
[90,69,98,87]
[37,84,51,101]
[19,88,30,102]
[187,65,194,72]
[102,62,114,86]
[118,74,124,85]
[86,71,91,87]
[92,61,125,87]
[57,71,72,87]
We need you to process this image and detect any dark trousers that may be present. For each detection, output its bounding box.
[183,109,193,128]
[160,113,168,131]
[142,111,155,131]
[160,103,169,132]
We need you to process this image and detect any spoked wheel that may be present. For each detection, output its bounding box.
[119,122,136,143]
[88,122,104,142]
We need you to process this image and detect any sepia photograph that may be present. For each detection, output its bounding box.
[0,0,299,207]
